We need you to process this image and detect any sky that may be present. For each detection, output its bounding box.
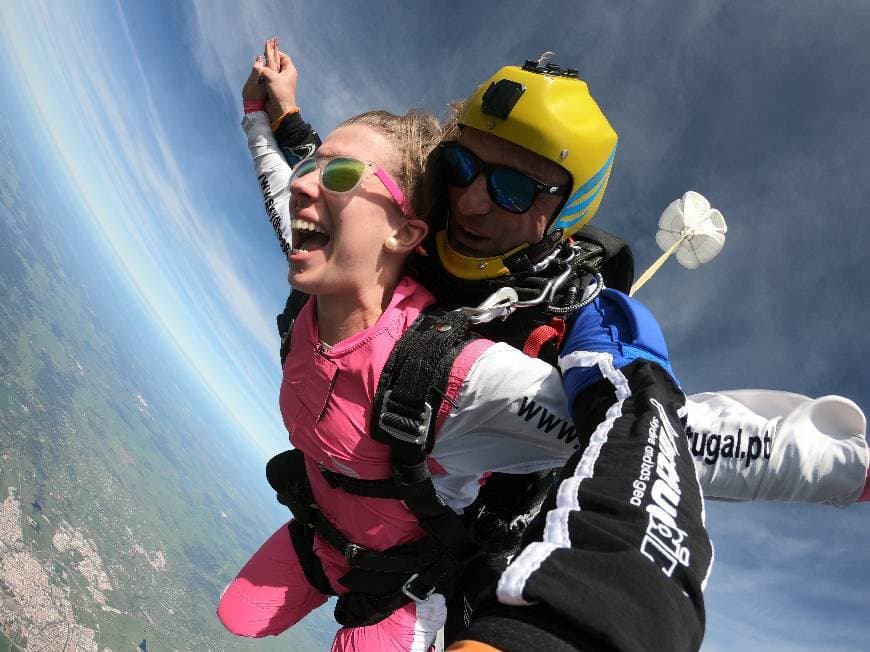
[1,1,868,649]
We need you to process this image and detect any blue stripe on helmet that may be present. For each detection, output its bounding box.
[552,146,617,230]
[570,146,617,203]
[558,176,606,221]
[553,176,605,228]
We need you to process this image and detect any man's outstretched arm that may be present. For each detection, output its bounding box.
[453,289,713,652]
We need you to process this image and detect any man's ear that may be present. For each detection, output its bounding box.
[393,218,429,252]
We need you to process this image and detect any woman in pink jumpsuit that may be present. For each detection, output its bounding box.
[219,56,509,651]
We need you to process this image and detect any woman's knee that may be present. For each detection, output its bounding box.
[217,578,274,637]
[217,574,327,637]
[217,522,328,637]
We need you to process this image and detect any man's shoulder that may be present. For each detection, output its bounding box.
[560,288,676,396]
[589,289,669,362]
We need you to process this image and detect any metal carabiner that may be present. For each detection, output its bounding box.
[456,286,520,324]
[513,259,575,309]
[454,243,585,322]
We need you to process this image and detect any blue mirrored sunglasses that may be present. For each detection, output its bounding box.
[441,142,568,214]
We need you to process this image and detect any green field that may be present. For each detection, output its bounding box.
[0,630,16,652]
[0,105,333,650]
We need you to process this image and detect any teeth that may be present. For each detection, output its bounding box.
[290,218,326,234]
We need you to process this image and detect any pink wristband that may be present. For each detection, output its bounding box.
[243,99,266,113]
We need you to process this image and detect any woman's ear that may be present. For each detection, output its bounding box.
[392,218,429,252]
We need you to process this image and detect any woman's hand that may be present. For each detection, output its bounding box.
[241,54,267,105]
[261,37,299,124]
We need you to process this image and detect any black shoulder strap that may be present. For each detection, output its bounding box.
[277,290,311,365]
[372,306,476,452]
[575,224,635,293]
[368,306,482,597]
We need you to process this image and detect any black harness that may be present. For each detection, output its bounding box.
[270,303,483,626]
[267,226,634,628]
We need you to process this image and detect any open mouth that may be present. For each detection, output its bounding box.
[457,223,488,242]
[291,218,331,254]
[450,220,493,256]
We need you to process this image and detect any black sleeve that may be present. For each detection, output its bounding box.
[461,360,713,652]
[273,112,321,167]
[272,112,319,355]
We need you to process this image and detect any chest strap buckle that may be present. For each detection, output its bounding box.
[378,389,432,445]
[401,573,436,603]
[344,543,364,566]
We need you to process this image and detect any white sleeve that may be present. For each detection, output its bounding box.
[430,342,576,509]
[686,389,868,507]
[240,111,293,256]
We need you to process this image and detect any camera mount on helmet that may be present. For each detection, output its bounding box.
[521,58,580,79]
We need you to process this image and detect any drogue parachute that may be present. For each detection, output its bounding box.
[630,191,727,296]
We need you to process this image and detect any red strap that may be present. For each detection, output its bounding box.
[522,317,566,358]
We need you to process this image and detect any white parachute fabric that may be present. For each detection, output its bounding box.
[655,190,727,269]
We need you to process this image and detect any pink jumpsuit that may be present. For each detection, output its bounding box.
[218,277,491,650]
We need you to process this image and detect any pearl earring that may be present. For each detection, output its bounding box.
[384,236,398,251]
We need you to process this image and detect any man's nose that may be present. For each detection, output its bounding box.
[454,174,493,216]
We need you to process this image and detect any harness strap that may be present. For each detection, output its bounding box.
[268,449,469,626]
[373,307,474,453]
[320,459,432,501]
[363,306,483,610]
[320,465,402,499]
[270,451,444,573]
[319,459,477,575]
[278,290,311,365]
[522,317,566,358]
[287,519,335,597]
[336,540,464,627]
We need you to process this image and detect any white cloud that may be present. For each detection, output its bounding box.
[184,0,439,132]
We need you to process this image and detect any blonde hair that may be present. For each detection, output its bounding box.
[441,100,465,142]
[338,110,443,220]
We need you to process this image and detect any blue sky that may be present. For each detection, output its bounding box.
[0,0,293,458]
[1,1,868,649]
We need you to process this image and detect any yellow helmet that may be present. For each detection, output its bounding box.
[440,59,618,280]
